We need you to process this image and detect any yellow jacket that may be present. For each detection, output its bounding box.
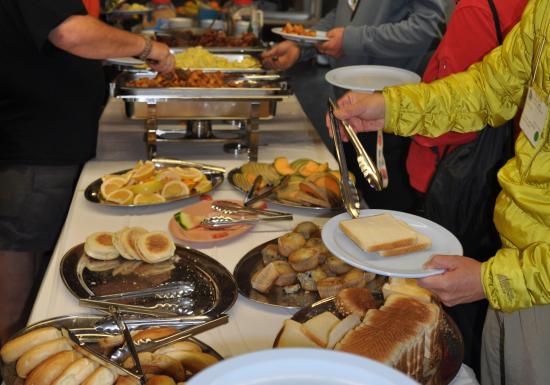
[383,0,550,312]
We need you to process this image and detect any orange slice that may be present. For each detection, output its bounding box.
[195,179,213,194]
[105,188,134,205]
[133,192,166,205]
[128,179,163,194]
[161,180,190,199]
[156,170,181,184]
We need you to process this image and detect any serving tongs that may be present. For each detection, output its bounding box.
[201,214,293,228]
[151,157,225,174]
[80,298,182,317]
[328,98,383,192]
[211,200,291,217]
[110,307,146,383]
[89,281,194,303]
[61,328,142,381]
[109,314,229,362]
[244,175,291,207]
[327,100,361,219]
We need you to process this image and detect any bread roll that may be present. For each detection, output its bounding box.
[272,260,297,286]
[162,350,219,373]
[145,376,176,385]
[153,341,202,355]
[288,247,319,272]
[24,351,81,385]
[1,326,62,364]
[316,277,345,298]
[84,232,119,260]
[81,366,117,385]
[122,352,185,382]
[277,232,306,257]
[51,357,98,385]
[133,327,178,342]
[136,232,175,263]
[292,221,320,240]
[251,262,279,293]
[16,337,73,378]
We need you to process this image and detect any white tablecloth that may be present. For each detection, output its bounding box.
[28,97,479,385]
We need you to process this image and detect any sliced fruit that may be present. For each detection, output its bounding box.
[315,162,329,173]
[172,167,204,182]
[299,182,326,201]
[100,176,128,198]
[313,175,341,198]
[133,193,166,205]
[330,170,356,184]
[174,212,204,230]
[106,188,134,205]
[156,170,181,184]
[132,161,155,181]
[195,179,213,193]
[161,180,190,199]
[298,160,320,177]
[273,157,294,176]
[128,179,163,194]
[290,158,310,171]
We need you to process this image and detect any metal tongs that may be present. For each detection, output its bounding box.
[201,214,293,228]
[109,314,229,362]
[211,200,291,217]
[328,98,383,192]
[327,100,362,219]
[244,175,291,207]
[151,157,225,174]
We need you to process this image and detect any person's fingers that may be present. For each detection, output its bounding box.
[423,255,460,270]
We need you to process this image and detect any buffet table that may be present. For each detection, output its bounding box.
[27,96,479,385]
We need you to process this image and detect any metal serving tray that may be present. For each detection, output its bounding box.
[0,314,223,385]
[171,49,265,74]
[113,71,291,100]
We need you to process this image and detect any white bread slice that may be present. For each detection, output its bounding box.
[326,313,361,349]
[339,213,417,252]
[300,311,341,347]
[276,319,320,348]
[378,232,431,256]
[382,282,432,304]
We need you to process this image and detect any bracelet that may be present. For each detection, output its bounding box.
[136,36,153,61]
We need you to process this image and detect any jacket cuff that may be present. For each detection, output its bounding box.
[382,88,400,135]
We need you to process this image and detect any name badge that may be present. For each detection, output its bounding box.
[519,87,548,147]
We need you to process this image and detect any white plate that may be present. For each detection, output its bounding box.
[272,27,328,45]
[187,348,419,385]
[105,57,146,66]
[321,209,462,278]
[325,65,421,92]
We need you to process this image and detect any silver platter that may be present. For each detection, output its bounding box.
[227,168,344,211]
[0,314,222,385]
[60,244,237,317]
[273,297,464,385]
[84,164,224,208]
[233,238,320,309]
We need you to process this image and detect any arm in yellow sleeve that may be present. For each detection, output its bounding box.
[382,1,535,138]
[482,243,550,312]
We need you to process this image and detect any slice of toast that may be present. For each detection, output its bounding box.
[300,311,340,347]
[339,213,417,252]
[378,232,431,256]
[326,313,361,349]
[276,319,320,348]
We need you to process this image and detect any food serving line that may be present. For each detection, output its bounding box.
[25,95,478,385]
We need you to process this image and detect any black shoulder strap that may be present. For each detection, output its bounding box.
[487,0,503,44]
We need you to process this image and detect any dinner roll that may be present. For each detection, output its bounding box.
[145,375,176,385]
[1,326,62,364]
[51,357,98,385]
[16,337,73,378]
[81,366,117,385]
[24,350,81,385]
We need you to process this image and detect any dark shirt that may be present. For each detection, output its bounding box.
[0,0,106,164]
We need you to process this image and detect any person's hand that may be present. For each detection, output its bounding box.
[317,27,344,57]
[261,41,300,70]
[325,91,386,141]
[147,41,175,74]
[417,255,486,307]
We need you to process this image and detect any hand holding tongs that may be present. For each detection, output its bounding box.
[328,98,383,192]
[327,100,362,219]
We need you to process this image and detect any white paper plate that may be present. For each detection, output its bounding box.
[272,27,328,44]
[321,209,462,278]
[187,348,420,385]
[325,65,421,92]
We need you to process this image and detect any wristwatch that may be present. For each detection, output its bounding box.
[136,36,153,61]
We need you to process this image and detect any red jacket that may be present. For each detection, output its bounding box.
[406,0,527,193]
[82,0,100,17]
